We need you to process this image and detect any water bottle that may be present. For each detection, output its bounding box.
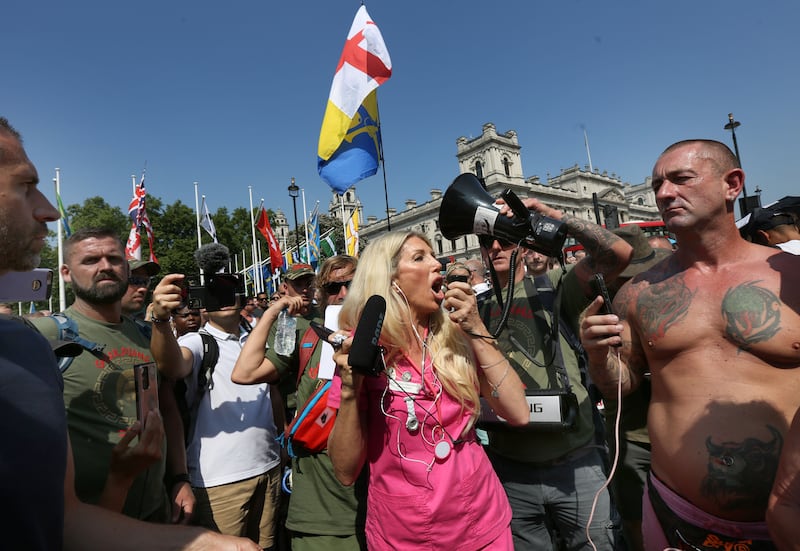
[274,309,296,356]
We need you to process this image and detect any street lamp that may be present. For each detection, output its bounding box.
[724,113,759,216]
[287,177,300,250]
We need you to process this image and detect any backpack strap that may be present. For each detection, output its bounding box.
[180,330,220,446]
[297,326,320,385]
[49,313,112,373]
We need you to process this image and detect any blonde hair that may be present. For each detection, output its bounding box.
[340,231,481,426]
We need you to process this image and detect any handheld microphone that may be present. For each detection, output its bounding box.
[349,295,386,377]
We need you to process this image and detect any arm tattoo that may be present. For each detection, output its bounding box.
[701,425,782,511]
[561,214,623,272]
[721,281,781,352]
[636,274,693,339]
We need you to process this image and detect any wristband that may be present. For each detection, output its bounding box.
[168,473,191,487]
[151,316,171,324]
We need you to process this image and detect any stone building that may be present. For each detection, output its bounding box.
[324,122,660,262]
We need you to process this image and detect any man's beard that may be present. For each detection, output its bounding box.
[0,215,44,271]
[72,274,128,305]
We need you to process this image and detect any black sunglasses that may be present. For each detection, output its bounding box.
[322,280,352,295]
[478,235,514,248]
[128,276,153,287]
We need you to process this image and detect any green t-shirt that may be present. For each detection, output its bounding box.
[33,308,168,520]
[266,309,317,412]
[482,270,596,464]
[285,336,367,536]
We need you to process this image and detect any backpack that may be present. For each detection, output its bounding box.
[174,331,219,446]
[280,326,337,457]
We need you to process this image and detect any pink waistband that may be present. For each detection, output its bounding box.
[648,472,771,541]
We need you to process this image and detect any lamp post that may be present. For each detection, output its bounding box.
[724,113,759,216]
[287,177,300,250]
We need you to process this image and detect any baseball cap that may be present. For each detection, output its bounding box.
[128,259,161,277]
[284,263,315,281]
[751,209,795,232]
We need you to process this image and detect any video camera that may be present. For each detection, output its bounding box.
[183,273,244,312]
[186,243,245,311]
[439,173,568,257]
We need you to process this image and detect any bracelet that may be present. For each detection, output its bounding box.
[466,330,496,342]
[151,316,171,324]
[489,365,510,398]
[167,473,191,487]
[479,357,507,370]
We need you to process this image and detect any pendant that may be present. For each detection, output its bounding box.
[401,371,412,382]
[434,440,452,460]
[491,389,499,398]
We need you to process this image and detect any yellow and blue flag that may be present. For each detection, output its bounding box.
[317,6,391,193]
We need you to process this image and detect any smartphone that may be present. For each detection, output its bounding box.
[589,273,614,315]
[310,321,345,348]
[590,274,620,346]
[133,362,159,429]
[0,268,53,302]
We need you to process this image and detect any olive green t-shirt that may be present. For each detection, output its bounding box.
[33,308,168,520]
[482,270,596,464]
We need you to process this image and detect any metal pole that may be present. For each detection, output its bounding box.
[724,113,747,197]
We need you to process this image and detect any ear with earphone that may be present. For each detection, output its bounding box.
[392,281,402,293]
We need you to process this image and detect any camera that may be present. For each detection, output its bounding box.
[439,173,568,258]
[183,273,244,312]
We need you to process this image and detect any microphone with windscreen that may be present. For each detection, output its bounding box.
[349,295,386,377]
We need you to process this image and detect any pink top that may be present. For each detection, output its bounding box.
[330,350,512,550]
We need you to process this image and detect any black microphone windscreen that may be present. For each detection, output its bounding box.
[194,243,230,275]
[349,295,386,377]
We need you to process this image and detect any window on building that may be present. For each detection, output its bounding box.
[503,157,510,177]
[637,197,644,205]
[475,160,483,181]
[436,237,443,255]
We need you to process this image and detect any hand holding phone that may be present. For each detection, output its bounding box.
[134,362,160,430]
[589,274,620,346]
[310,321,345,349]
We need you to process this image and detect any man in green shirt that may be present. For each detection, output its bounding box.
[479,196,631,550]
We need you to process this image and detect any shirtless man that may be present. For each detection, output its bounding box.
[580,139,800,550]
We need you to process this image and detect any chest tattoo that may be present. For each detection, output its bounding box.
[637,276,692,339]
[721,281,781,351]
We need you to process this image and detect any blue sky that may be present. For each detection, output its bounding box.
[4,1,798,225]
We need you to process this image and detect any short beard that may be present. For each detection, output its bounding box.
[72,277,128,305]
[0,221,40,271]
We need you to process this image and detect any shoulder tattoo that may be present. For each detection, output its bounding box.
[721,281,781,352]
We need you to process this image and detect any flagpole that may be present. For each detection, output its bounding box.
[194,182,205,284]
[55,168,67,311]
[583,128,594,173]
[339,194,347,249]
[301,189,311,265]
[247,188,260,294]
[375,93,391,231]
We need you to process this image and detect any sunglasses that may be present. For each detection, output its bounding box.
[322,280,352,295]
[478,235,514,248]
[128,276,153,287]
[257,297,269,302]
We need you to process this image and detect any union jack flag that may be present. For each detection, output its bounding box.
[125,173,158,262]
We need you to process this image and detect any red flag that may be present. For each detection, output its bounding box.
[256,207,283,274]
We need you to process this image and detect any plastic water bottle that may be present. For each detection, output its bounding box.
[274,309,296,356]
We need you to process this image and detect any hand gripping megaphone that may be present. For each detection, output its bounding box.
[438,173,567,257]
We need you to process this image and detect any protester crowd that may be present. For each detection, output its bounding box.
[3,114,800,551]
